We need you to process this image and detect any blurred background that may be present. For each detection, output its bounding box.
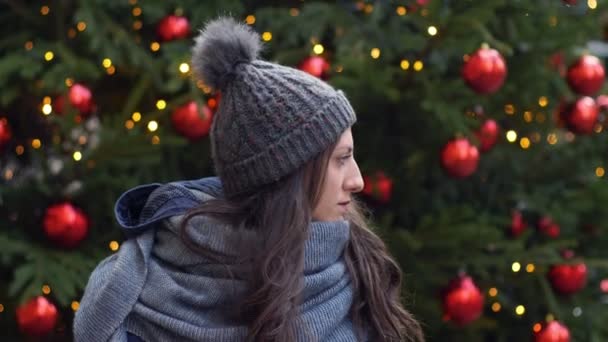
[1,0,608,341]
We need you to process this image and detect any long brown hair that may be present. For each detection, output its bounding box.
[179,140,424,342]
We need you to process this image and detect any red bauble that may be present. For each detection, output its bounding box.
[537,216,560,238]
[16,296,58,337]
[43,202,89,248]
[510,210,527,237]
[462,47,507,94]
[475,119,499,152]
[362,171,393,203]
[535,321,571,342]
[442,275,484,325]
[171,101,214,141]
[68,83,94,114]
[567,55,605,95]
[440,138,479,178]
[548,263,587,295]
[298,56,331,79]
[157,15,190,41]
[0,118,12,149]
[560,97,598,134]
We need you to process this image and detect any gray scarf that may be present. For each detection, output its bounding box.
[74,177,368,341]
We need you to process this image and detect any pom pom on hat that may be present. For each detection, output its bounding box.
[191,17,262,91]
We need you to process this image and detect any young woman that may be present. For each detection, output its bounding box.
[74,17,424,342]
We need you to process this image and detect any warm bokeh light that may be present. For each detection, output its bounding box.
[32,139,42,149]
[313,44,324,55]
[156,100,166,110]
[42,285,51,295]
[150,42,160,52]
[428,26,438,36]
[102,58,112,68]
[413,61,424,71]
[596,167,605,177]
[370,48,381,59]
[396,6,407,15]
[488,288,498,297]
[400,60,410,70]
[44,51,54,61]
[505,104,515,115]
[73,151,82,161]
[132,112,141,122]
[491,302,501,312]
[179,63,190,74]
[538,96,548,107]
[262,32,272,41]
[42,104,52,115]
[245,15,256,24]
[71,301,80,311]
[515,305,525,315]
[526,264,535,273]
[506,130,517,142]
[147,121,158,132]
[77,21,87,31]
[40,6,50,15]
[109,241,120,251]
[520,137,530,149]
[512,262,521,272]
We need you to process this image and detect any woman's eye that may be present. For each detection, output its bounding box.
[338,155,352,165]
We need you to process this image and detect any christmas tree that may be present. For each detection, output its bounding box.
[1,0,608,341]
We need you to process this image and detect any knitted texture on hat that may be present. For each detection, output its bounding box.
[192,17,357,197]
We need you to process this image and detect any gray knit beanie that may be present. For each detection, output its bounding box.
[191,17,357,197]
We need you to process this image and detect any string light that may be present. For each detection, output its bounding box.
[42,285,51,294]
[245,15,256,24]
[132,7,142,16]
[151,135,160,144]
[520,137,530,149]
[73,151,82,161]
[42,104,52,115]
[0,304,4,312]
[526,264,535,273]
[77,21,87,31]
[538,96,548,107]
[65,78,74,86]
[102,58,112,68]
[68,28,77,38]
[5,169,14,180]
[515,305,526,315]
[40,6,50,15]
[396,6,407,15]
[427,26,438,36]
[109,241,120,251]
[133,20,142,30]
[147,121,158,132]
[523,111,533,122]
[400,60,410,70]
[16,145,24,155]
[106,66,116,75]
[488,288,498,297]
[491,302,501,312]
[594,123,602,133]
[596,167,605,177]
[289,8,300,16]
[370,48,380,59]
[44,51,54,61]
[71,301,80,311]
[547,133,558,145]
[512,262,521,272]
[533,323,542,333]
[504,104,515,115]
[546,314,554,322]
[150,42,160,52]
[413,61,424,71]
[364,4,374,13]
[125,120,135,129]
[313,44,324,55]
[25,41,33,50]
[262,32,272,41]
[156,100,166,110]
[132,112,142,122]
[32,139,42,149]
[179,63,190,74]
[506,130,517,142]
[588,0,597,9]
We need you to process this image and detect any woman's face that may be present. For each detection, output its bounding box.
[312,127,365,221]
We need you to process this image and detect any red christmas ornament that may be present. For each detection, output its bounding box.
[566,55,605,95]
[298,56,331,79]
[510,210,527,237]
[362,171,393,203]
[462,47,507,94]
[171,101,214,141]
[548,263,588,295]
[442,275,484,326]
[440,138,479,178]
[43,202,89,248]
[475,119,499,152]
[560,97,598,134]
[537,216,560,238]
[68,83,95,114]
[0,118,12,150]
[157,15,190,41]
[535,321,571,342]
[16,296,58,337]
